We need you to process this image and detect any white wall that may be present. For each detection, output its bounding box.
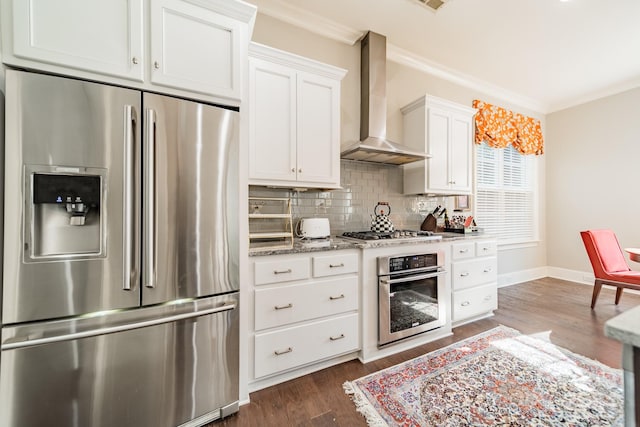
[251,12,548,279]
[546,88,640,276]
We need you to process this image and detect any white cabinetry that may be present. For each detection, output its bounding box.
[248,43,347,189]
[0,0,256,104]
[402,95,477,195]
[250,250,359,389]
[451,239,498,326]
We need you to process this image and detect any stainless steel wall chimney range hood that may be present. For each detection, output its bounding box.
[341,31,429,165]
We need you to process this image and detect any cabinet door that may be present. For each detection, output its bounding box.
[296,72,341,187]
[449,112,473,193]
[8,0,143,81]
[426,107,451,192]
[150,0,243,100]
[248,58,297,182]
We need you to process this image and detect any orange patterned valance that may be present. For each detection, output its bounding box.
[472,100,544,155]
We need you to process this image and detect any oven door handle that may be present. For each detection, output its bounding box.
[380,270,446,285]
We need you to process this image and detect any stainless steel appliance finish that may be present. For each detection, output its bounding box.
[340,31,429,165]
[378,251,446,346]
[0,293,239,426]
[2,69,240,426]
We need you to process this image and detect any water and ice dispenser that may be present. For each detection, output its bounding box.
[29,171,104,258]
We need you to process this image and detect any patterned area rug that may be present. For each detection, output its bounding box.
[344,326,624,426]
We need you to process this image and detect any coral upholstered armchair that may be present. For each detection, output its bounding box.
[580,229,640,309]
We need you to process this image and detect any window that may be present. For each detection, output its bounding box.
[475,143,537,245]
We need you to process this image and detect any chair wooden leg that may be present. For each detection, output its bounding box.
[591,280,603,309]
[615,287,624,305]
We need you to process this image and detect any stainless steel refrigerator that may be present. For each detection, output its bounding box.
[0,69,240,426]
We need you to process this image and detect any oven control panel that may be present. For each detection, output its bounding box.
[388,253,439,273]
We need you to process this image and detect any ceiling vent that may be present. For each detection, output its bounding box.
[416,0,448,12]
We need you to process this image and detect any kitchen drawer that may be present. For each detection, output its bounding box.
[451,257,497,290]
[452,284,498,322]
[254,313,359,378]
[254,276,358,330]
[476,240,497,257]
[254,257,310,285]
[313,252,358,277]
[451,242,475,260]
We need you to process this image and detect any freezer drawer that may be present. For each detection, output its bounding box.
[0,293,240,427]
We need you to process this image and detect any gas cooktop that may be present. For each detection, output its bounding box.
[341,230,442,241]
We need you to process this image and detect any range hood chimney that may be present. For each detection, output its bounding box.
[341,31,429,165]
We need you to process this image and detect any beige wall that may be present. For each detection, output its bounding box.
[546,88,640,273]
[252,12,548,278]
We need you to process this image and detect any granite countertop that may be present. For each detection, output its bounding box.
[604,305,640,348]
[249,233,494,256]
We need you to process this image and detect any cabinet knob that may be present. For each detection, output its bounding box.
[298,168,302,173]
[132,57,138,65]
[291,168,295,173]
[154,61,160,69]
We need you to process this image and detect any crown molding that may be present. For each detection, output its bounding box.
[254,0,363,45]
[546,76,640,113]
[255,0,640,115]
[386,44,549,114]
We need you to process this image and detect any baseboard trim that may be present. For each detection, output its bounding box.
[498,267,548,288]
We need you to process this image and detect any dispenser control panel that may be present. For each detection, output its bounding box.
[33,174,101,206]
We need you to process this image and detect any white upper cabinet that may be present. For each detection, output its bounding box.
[402,95,477,195]
[5,0,144,81]
[248,43,346,189]
[149,0,243,99]
[1,0,256,104]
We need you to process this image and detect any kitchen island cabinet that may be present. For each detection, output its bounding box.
[402,95,477,195]
[0,0,255,105]
[248,43,346,189]
[248,249,360,391]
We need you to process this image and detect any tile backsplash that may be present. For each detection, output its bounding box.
[249,160,452,235]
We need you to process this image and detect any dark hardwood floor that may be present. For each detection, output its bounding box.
[212,278,640,427]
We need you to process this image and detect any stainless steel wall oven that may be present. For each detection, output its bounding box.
[378,251,446,346]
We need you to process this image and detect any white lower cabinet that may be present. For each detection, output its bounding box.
[250,250,359,387]
[451,239,498,325]
[254,313,358,378]
[453,283,497,321]
[254,276,357,330]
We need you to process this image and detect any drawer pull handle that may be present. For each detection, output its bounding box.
[459,248,469,253]
[273,269,292,275]
[329,334,345,341]
[484,268,492,273]
[274,303,293,310]
[461,301,470,307]
[482,247,490,251]
[329,294,345,300]
[329,263,345,268]
[274,347,293,356]
[460,272,470,277]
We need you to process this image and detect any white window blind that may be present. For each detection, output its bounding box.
[475,143,536,244]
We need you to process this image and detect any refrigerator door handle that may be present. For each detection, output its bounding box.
[2,302,237,351]
[123,105,138,291]
[144,108,156,289]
